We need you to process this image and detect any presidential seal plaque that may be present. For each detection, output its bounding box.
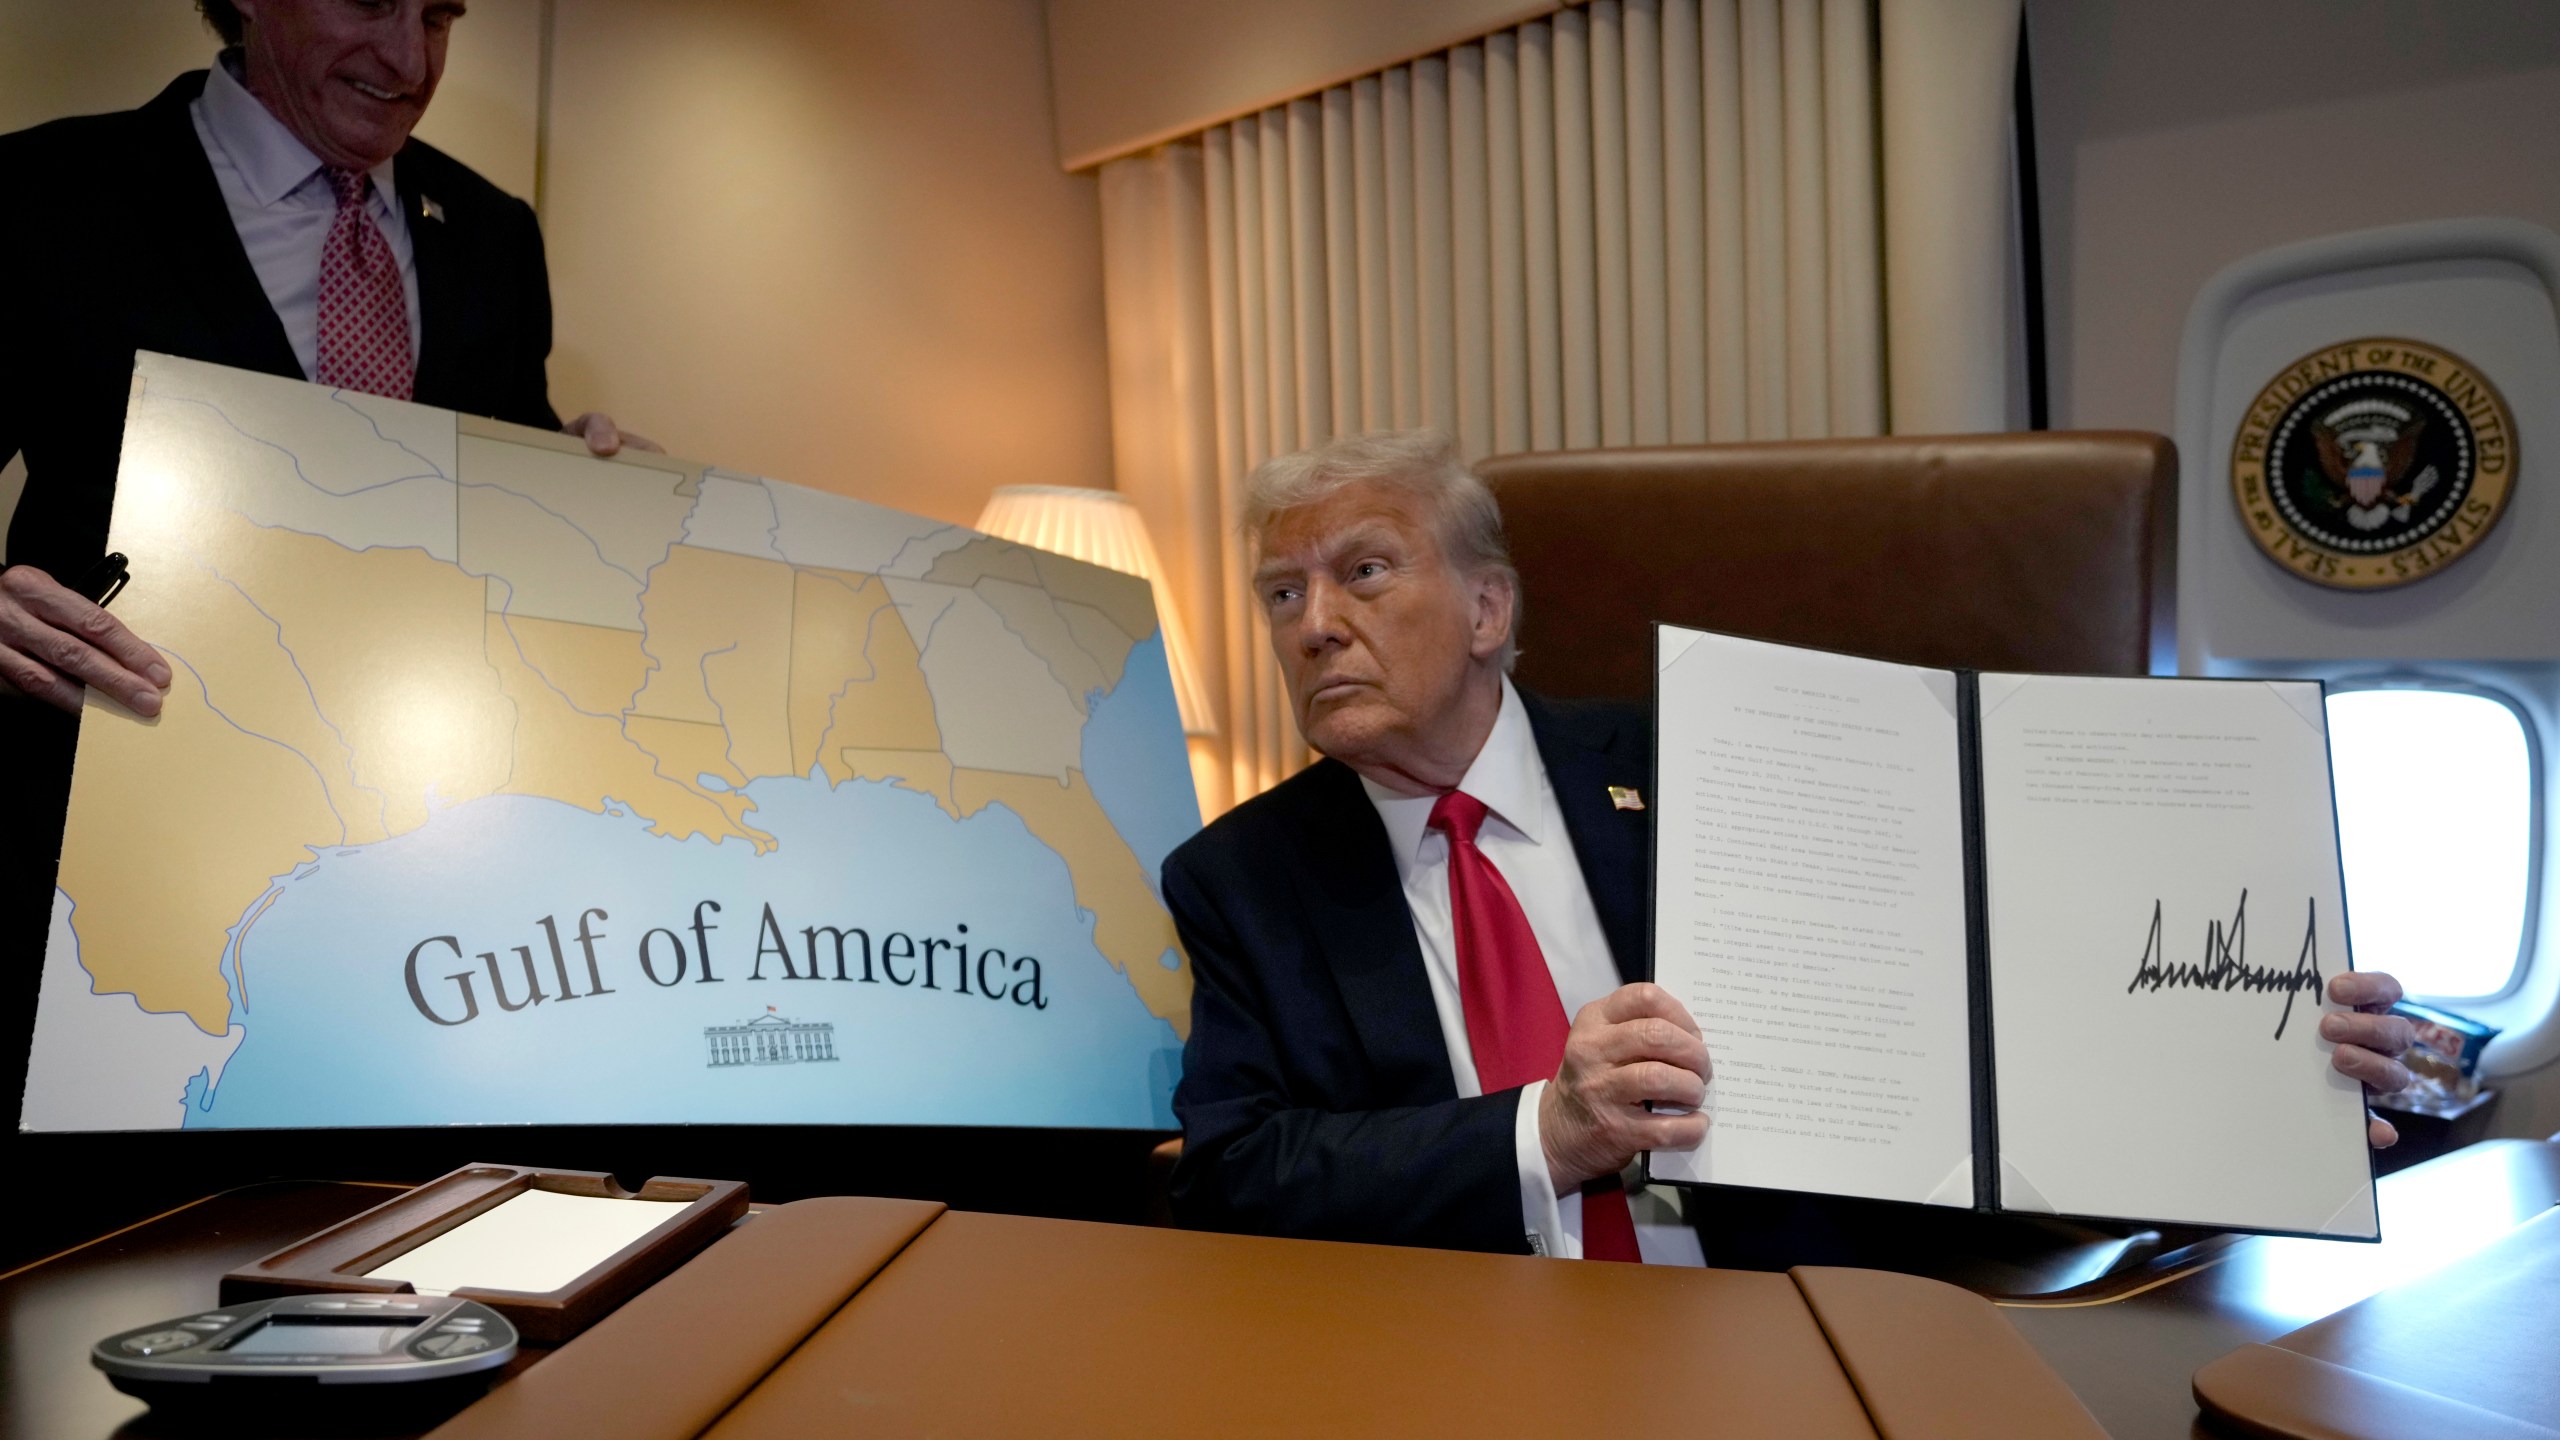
[2230,337,2516,589]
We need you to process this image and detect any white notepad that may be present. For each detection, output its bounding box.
[363,1189,691,1296]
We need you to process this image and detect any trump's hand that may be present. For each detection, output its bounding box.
[2325,970,2417,1149]
[563,412,664,457]
[0,565,168,717]
[1539,982,1711,1194]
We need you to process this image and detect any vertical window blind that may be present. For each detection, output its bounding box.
[1104,0,1889,813]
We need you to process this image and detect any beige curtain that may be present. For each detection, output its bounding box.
[1105,0,1888,816]
[1880,0,2022,435]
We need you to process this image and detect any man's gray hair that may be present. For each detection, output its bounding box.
[1243,429,1523,670]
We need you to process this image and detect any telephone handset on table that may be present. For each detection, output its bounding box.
[93,1292,517,1416]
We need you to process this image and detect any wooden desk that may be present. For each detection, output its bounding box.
[0,1182,413,1438]
[2,1190,2092,1439]
[1999,1138,2560,1438]
[7,1140,2552,1439]
[430,1199,2101,1439]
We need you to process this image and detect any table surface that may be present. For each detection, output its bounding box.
[6,1139,2553,1440]
[2,1181,415,1439]
[1999,1137,2560,1438]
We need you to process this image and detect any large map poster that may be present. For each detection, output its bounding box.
[21,354,1198,1132]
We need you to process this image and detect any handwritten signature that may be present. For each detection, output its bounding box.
[2123,890,2323,1040]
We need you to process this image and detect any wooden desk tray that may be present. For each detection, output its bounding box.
[220,1163,748,1345]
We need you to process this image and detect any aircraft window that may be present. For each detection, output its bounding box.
[2326,687,2536,1000]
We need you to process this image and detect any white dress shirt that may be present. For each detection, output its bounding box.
[188,53,421,382]
[1361,678,1627,1259]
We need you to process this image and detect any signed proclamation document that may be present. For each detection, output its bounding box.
[1650,626,2377,1240]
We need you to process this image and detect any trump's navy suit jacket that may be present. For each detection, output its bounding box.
[1164,691,1653,1253]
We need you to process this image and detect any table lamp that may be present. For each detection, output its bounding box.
[973,485,1217,738]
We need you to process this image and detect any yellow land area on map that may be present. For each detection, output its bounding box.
[62,498,1189,1040]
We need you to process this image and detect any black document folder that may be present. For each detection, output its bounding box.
[1645,625,2377,1241]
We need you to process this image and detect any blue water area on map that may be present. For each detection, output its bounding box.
[188,773,1183,1130]
[1077,631,1203,909]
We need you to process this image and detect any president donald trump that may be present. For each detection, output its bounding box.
[1163,429,2417,1264]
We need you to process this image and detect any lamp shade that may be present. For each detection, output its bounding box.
[973,485,1217,736]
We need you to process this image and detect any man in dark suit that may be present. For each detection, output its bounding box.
[1165,431,1714,1261]
[0,0,647,719]
[1165,430,2419,1263]
[0,0,651,1134]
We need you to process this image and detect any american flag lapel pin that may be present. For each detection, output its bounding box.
[1608,785,1645,811]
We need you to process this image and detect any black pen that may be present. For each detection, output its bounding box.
[74,551,130,608]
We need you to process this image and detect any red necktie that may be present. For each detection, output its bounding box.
[314,167,415,400]
[1430,790,1641,1262]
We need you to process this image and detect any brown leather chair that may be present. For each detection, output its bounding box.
[1479,431,2177,700]
[1146,432,2175,1227]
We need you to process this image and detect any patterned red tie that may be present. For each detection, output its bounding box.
[1430,790,1642,1262]
[314,167,415,400]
